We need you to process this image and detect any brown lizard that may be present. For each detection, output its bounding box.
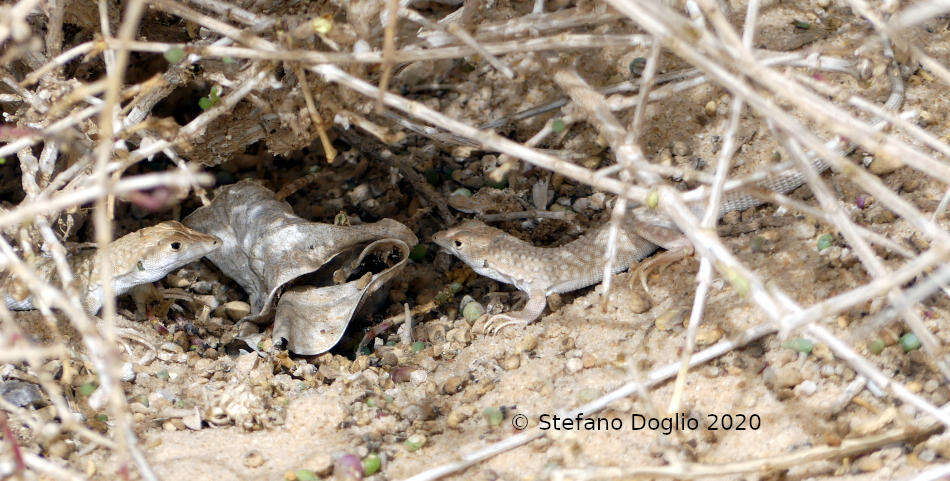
[2,221,221,314]
[432,216,682,333]
[432,150,850,334]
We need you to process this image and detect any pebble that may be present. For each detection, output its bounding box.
[695,325,723,345]
[627,292,650,314]
[501,355,521,370]
[461,301,484,323]
[672,141,690,157]
[243,450,265,468]
[191,281,214,294]
[924,379,939,393]
[442,375,467,394]
[654,308,684,331]
[235,352,259,373]
[704,100,717,116]
[120,362,136,382]
[223,301,251,321]
[165,274,192,288]
[868,154,904,175]
[763,366,803,389]
[793,222,816,240]
[409,370,428,385]
[795,380,818,396]
[446,326,472,344]
[516,335,538,353]
[0,380,45,408]
[566,358,583,373]
[919,449,937,463]
[854,454,883,472]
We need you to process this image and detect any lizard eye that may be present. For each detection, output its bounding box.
[454,240,463,248]
[170,241,181,251]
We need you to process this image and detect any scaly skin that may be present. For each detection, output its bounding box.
[432,218,662,332]
[2,221,221,313]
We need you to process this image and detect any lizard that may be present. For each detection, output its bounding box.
[433,65,905,334]
[2,221,222,314]
[432,215,684,333]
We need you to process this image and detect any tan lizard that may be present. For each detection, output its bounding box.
[433,216,682,333]
[432,148,849,334]
[2,221,221,314]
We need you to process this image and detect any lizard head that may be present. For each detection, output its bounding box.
[431,220,496,267]
[111,221,222,288]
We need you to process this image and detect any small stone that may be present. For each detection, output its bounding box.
[763,366,803,389]
[654,308,684,331]
[793,222,816,240]
[182,410,202,430]
[854,454,883,472]
[795,380,818,396]
[868,155,904,175]
[0,380,45,408]
[442,375,468,394]
[501,355,521,370]
[120,362,136,382]
[516,335,538,353]
[461,301,485,323]
[704,100,717,116]
[672,141,690,157]
[695,325,723,345]
[446,326,472,344]
[566,358,583,373]
[627,292,650,314]
[409,369,428,385]
[235,352,259,373]
[223,301,251,321]
[919,449,937,463]
[165,274,191,288]
[310,453,334,476]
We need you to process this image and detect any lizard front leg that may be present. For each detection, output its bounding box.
[483,289,547,335]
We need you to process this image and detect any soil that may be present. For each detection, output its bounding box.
[2,0,950,480]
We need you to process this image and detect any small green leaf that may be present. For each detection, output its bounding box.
[79,381,98,396]
[405,434,426,451]
[96,414,108,422]
[209,85,223,99]
[362,454,381,476]
[163,47,185,64]
[817,233,834,251]
[782,338,814,354]
[792,19,811,29]
[450,187,473,198]
[295,469,318,481]
[483,407,503,426]
[551,118,566,133]
[900,333,921,352]
[198,97,214,110]
[0,157,6,165]
[222,56,235,64]
[411,341,426,353]
[646,190,659,209]
[868,339,885,354]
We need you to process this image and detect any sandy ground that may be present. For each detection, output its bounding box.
[3,0,950,480]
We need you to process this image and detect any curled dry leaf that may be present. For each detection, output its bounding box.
[184,180,417,354]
